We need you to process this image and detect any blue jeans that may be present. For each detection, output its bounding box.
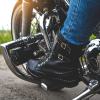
[61,0,100,45]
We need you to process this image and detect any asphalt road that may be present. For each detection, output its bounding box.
[0,55,100,100]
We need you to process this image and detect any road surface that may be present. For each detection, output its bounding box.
[0,55,100,100]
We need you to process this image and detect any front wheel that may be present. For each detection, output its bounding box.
[11,0,33,40]
[11,1,47,82]
[11,0,23,40]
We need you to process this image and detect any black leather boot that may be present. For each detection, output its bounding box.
[27,34,84,87]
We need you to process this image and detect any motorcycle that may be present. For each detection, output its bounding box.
[1,0,100,99]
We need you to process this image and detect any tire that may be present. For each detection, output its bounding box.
[10,0,41,82]
[11,0,23,40]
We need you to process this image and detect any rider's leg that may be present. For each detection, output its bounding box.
[61,0,100,45]
[28,0,100,87]
[22,0,33,36]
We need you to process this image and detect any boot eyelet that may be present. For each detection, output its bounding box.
[61,42,66,50]
[58,54,63,60]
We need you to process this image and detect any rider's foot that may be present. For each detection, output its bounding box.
[27,34,84,87]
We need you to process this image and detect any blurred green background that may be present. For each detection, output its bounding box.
[0,29,96,54]
[0,30,12,53]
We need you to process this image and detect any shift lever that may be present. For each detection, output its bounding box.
[73,80,99,100]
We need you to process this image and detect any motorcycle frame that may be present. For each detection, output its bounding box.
[2,0,100,99]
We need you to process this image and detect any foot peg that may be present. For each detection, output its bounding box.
[0,36,44,66]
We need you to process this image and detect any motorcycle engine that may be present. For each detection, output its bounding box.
[34,0,55,12]
[34,0,67,12]
[85,39,100,80]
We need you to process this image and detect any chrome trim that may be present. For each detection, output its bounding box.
[32,9,51,50]
[73,80,99,100]
[64,0,70,6]
[41,83,48,91]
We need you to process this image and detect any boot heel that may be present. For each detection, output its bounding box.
[41,79,64,91]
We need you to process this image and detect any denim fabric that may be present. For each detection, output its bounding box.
[61,0,100,45]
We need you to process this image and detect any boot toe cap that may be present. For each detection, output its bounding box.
[27,59,45,77]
